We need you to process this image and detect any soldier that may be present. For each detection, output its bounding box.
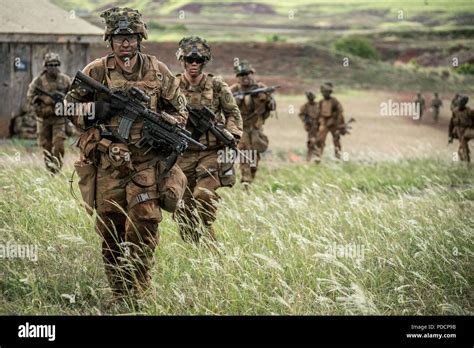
[174,36,242,244]
[414,92,425,121]
[430,92,443,123]
[27,52,71,174]
[298,91,319,162]
[450,93,460,112]
[65,7,188,303]
[230,60,276,189]
[9,104,37,140]
[449,95,474,162]
[313,82,345,163]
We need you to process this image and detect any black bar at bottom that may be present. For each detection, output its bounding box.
[0,316,471,346]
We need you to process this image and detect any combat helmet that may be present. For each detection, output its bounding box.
[234,60,255,75]
[305,91,315,100]
[100,7,148,41]
[321,82,333,93]
[43,52,60,66]
[176,36,212,62]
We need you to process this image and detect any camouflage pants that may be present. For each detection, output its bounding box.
[432,108,440,122]
[456,127,472,162]
[306,127,318,162]
[36,116,66,173]
[238,129,263,183]
[94,155,167,297]
[176,150,223,244]
[315,121,341,158]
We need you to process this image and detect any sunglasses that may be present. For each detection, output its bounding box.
[237,72,250,77]
[46,63,60,67]
[111,35,138,45]
[184,56,205,65]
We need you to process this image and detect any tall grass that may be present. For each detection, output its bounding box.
[0,144,472,315]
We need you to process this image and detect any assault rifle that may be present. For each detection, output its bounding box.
[186,105,253,163]
[232,85,280,99]
[70,70,205,170]
[35,87,65,104]
[338,117,356,136]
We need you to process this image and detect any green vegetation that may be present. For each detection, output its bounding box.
[1,143,472,315]
[456,63,474,75]
[334,36,379,60]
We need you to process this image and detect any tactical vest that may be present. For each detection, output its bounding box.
[234,83,267,129]
[454,107,473,128]
[318,98,339,118]
[303,102,318,119]
[39,72,70,95]
[177,73,222,150]
[99,54,164,147]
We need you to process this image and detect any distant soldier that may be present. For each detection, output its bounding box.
[414,92,425,121]
[298,91,319,162]
[230,60,276,189]
[314,82,345,162]
[175,36,242,244]
[448,95,474,162]
[430,92,443,123]
[27,52,71,174]
[9,104,37,139]
[450,93,460,112]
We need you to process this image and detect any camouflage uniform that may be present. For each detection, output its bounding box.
[66,7,188,298]
[10,104,37,139]
[230,60,275,184]
[430,93,443,122]
[314,83,345,161]
[449,96,474,162]
[414,93,425,120]
[174,37,242,243]
[450,94,460,112]
[298,91,319,162]
[27,52,71,173]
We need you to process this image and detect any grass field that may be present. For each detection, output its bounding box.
[1,140,472,315]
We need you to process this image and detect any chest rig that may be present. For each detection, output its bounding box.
[235,83,266,129]
[40,73,68,94]
[179,73,222,150]
[102,54,163,145]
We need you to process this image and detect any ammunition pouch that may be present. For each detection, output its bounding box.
[218,160,236,188]
[74,159,97,215]
[157,162,187,213]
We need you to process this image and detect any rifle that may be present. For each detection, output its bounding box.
[338,117,356,135]
[70,70,206,174]
[186,105,253,163]
[35,87,65,104]
[232,85,280,99]
[303,114,315,129]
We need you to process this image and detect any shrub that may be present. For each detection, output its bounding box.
[334,36,379,60]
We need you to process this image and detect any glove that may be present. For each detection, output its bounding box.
[93,100,117,123]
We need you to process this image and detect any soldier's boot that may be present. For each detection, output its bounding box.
[50,138,65,174]
[96,213,129,301]
[335,148,341,159]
